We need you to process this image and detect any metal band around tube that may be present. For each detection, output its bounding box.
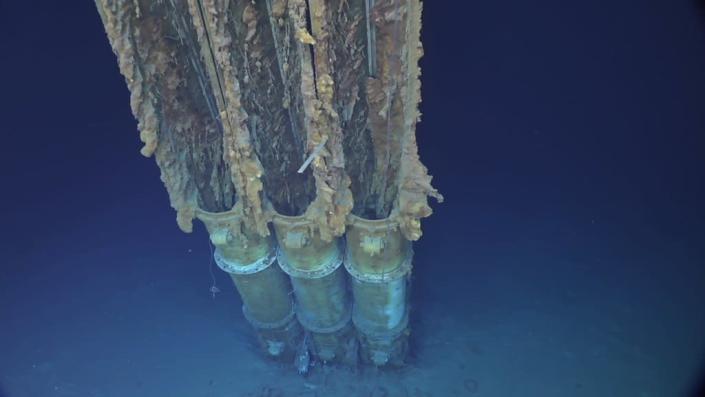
[343,243,414,283]
[214,247,277,275]
[353,305,410,339]
[297,299,352,334]
[242,301,297,330]
[276,241,344,279]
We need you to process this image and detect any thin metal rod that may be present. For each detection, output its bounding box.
[297,137,328,173]
[365,0,377,77]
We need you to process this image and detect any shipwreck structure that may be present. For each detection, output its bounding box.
[96,0,441,368]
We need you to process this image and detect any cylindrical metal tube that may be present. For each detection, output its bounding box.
[219,248,292,324]
[198,209,301,361]
[273,214,356,364]
[345,215,412,367]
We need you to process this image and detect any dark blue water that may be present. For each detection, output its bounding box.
[1,1,704,396]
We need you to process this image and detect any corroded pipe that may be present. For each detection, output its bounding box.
[272,213,356,365]
[345,214,412,366]
[198,208,301,361]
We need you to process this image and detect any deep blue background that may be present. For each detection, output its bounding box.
[1,1,704,396]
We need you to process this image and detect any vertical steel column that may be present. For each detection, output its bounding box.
[273,214,356,365]
[198,209,301,361]
[345,215,412,366]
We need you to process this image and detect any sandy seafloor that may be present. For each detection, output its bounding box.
[1,194,703,397]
